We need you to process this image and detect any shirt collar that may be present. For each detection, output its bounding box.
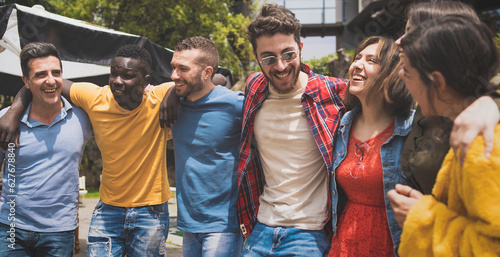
[339,106,415,137]
[21,96,73,127]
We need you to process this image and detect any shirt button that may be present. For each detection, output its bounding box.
[332,190,336,195]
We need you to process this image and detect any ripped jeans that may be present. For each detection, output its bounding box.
[87,200,169,257]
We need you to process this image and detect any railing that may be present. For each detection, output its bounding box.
[281,0,336,25]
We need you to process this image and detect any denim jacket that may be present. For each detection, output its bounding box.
[330,107,415,255]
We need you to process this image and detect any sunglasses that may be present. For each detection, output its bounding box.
[259,51,298,66]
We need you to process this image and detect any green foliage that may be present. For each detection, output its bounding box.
[344,48,355,57]
[45,0,255,82]
[85,187,100,198]
[304,54,335,76]
[213,12,256,82]
[304,48,354,77]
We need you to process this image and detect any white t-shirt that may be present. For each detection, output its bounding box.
[254,85,328,230]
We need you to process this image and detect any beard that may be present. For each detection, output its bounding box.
[260,62,301,94]
[175,70,204,98]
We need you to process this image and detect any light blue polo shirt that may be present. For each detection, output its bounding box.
[0,96,92,232]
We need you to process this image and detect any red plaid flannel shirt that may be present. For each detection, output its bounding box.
[237,64,347,237]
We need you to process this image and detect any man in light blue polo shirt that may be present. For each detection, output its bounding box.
[0,42,92,256]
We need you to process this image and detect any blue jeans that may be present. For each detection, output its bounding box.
[183,231,243,257]
[87,200,169,257]
[242,222,328,257]
[0,222,74,257]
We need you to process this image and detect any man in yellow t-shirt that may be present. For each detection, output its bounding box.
[67,45,173,256]
[0,44,173,256]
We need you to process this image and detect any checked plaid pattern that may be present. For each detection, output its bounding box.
[237,64,347,238]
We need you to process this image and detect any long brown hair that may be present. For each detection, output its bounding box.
[343,36,413,117]
[401,15,499,112]
[406,1,479,26]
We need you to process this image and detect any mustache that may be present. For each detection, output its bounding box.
[271,67,292,76]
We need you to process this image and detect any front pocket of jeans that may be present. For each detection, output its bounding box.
[94,200,105,211]
[148,203,168,215]
[87,236,112,257]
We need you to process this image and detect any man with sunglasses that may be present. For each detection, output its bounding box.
[237,4,347,256]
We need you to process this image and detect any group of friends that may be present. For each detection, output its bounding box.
[0,1,499,257]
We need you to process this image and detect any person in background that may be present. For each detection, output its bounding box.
[212,73,228,87]
[0,42,92,256]
[393,14,500,256]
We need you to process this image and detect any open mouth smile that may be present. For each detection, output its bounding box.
[43,88,57,93]
[273,70,291,80]
[352,75,366,82]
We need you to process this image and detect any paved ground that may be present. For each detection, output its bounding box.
[74,198,183,257]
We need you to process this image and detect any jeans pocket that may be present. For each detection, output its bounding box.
[148,202,169,215]
[87,236,112,257]
[94,200,105,211]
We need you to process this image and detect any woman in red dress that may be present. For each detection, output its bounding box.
[328,36,414,256]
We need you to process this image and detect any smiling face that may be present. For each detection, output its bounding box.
[23,56,63,108]
[254,33,303,94]
[109,57,150,110]
[170,49,205,100]
[348,43,381,102]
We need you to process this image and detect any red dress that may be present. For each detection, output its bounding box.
[328,121,395,257]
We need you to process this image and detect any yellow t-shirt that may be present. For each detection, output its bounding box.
[70,82,174,207]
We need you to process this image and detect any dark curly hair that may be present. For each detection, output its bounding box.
[115,44,152,75]
[247,4,301,53]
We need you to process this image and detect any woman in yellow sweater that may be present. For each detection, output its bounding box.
[391,15,500,256]
[395,16,500,256]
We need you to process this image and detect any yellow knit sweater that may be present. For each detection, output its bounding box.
[399,125,500,256]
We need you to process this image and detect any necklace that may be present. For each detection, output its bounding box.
[351,141,369,179]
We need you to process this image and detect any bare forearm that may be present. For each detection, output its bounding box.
[62,79,74,101]
[159,83,180,128]
[8,86,31,118]
[0,86,31,148]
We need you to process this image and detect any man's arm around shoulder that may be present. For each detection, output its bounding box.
[0,86,32,149]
